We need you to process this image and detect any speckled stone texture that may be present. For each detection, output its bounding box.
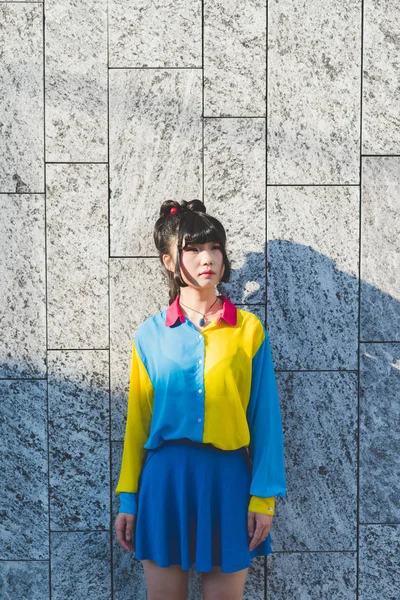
[109,69,203,257]
[110,258,167,440]
[273,371,358,551]
[46,164,109,349]
[267,186,359,370]
[0,380,48,560]
[360,157,400,341]
[48,350,110,530]
[359,343,400,524]
[0,195,46,378]
[204,1,266,116]
[363,1,400,154]
[359,524,400,600]
[204,118,266,305]
[111,443,148,600]
[267,551,357,599]
[50,532,110,600]
[45,0,108,162]
[109,0,201,67]
[268,0,361,184]
[0,562,49,600]
[0,4,43,192]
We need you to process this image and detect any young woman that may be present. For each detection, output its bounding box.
[114,199,286,600]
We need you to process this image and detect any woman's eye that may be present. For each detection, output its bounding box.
[184,245,220,251]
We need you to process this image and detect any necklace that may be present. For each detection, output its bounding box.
[179,296,221,327]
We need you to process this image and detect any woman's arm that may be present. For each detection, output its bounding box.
[246,323,287,515]
[115,337,154,515]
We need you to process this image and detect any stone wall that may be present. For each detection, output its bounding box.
[1,1,399,598]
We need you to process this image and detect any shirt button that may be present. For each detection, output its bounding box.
[198,334,202,339]
[198,388,202,393]
[198,359,202,364]
[198,418,202,422]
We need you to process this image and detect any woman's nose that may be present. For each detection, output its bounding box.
[201,252,213,264]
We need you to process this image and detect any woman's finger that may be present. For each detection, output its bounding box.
[115,514,136,552]
[248,519,264,551]
[248,513,273,551]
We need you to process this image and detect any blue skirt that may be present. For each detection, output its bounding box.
[134,438,272,573]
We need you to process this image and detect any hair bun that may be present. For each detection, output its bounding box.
[181,199,206,214]
[159,199,206,219]
[159,200,180,219]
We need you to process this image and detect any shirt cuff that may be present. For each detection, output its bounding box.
[118,492,137,515]
[248,495,275,515]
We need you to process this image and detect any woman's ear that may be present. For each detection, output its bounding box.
[163,253,174,272]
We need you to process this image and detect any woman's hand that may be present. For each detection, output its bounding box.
[115,512,136,552]
[247,511,272,551]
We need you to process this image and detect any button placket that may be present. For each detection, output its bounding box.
[196,335,205,426]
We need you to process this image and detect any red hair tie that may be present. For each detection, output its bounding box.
[170,207,178,215]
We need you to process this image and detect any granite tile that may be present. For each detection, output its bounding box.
[48,350,109,530]
[109,0,201,67]
[204,1,266,116]
[111,443,153,599]
[45,0,107,162]
[109,69,202,256]
[0,4,43,192]
[267,186,359,370]
[46,164,108,349]
[50,532,110,600]
[359,524,400,600]
[267,552,357,599]
[112,536,147,600]
[360,157,400,341]
[359,343,400,523]
[0,562,49,600]
[0,194,46,378]
[0,380,48,560]
[111,443,123,521]
[363,0,400,154]
[188,568,202,600]
[110,258,167,440]
[268,0,361,184]
[272,372,358,551]
[204,118,266,304]
[243,556,265,600]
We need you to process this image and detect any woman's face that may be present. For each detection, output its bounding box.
[164,238,225,289]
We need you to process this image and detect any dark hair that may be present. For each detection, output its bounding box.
[153,199,232,304]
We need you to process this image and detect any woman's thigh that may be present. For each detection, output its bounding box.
[141,559,189,600]
[201,565,249,600]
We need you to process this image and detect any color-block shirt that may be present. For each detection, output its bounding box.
[115,294,287,516]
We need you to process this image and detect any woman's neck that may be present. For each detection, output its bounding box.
[178,289,222,315]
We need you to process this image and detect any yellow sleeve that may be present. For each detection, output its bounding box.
[248,495,275,515]
[115,338,154,496]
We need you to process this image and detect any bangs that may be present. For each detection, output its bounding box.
[178,213,226,248]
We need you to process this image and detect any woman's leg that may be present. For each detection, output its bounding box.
[201,565,249,600]
[141,559,189,600]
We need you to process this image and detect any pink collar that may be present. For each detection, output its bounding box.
[165,294,237,327]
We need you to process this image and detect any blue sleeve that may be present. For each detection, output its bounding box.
[246,326,287,498]
[118,492,137,515]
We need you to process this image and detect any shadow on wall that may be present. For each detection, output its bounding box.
[1,240,398,598]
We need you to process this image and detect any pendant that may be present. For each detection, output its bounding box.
[199,317,205,326]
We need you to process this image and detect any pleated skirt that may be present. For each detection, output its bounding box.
[134,438,272,573]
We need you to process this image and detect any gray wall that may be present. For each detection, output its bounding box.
[0,1,399,599]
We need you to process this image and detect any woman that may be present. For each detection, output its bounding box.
[114,199,286,599]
